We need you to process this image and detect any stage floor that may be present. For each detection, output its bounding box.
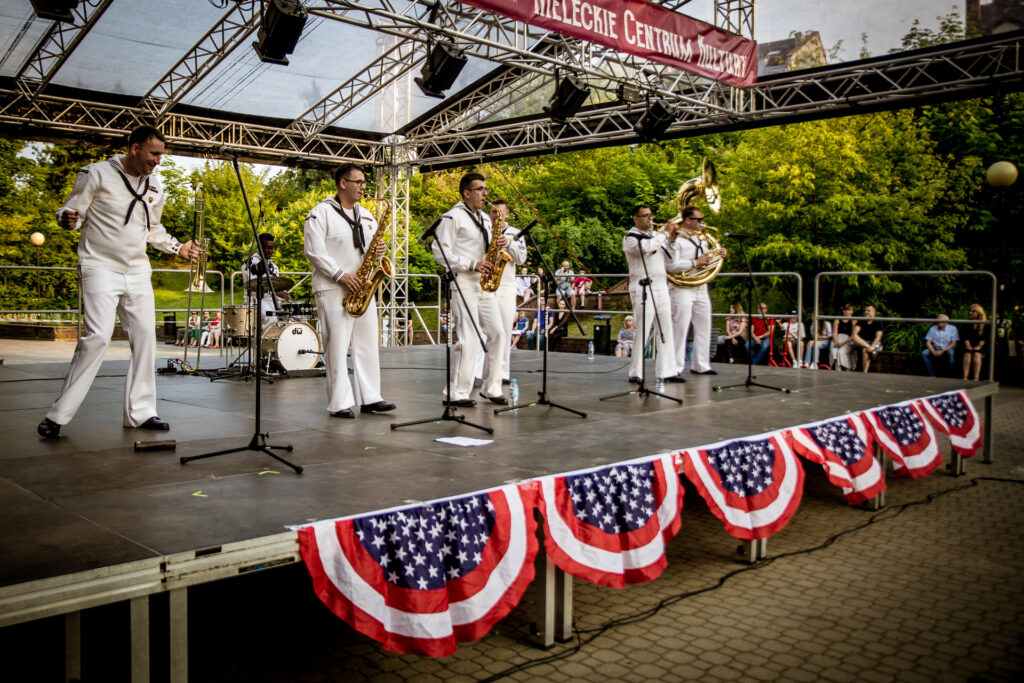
[0,343,994,591]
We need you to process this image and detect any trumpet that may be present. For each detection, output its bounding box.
[181,185,211,373]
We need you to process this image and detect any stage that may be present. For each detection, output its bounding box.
[0,342,1000,679]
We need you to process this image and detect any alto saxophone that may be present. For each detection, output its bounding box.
[343,200,393,317]
[480,209,512,293]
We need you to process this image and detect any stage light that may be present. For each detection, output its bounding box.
[415,42,468,99]
[634,100,676,142]
[30,0,78,23]
[252,0,308,66]
[543,73,591,123]
[617,82,643,104]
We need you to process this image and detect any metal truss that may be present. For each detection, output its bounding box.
[140,0,260,120]
[0,82,382,166]
[375,140,413,347]
[716,0,756,40]
[14,0,113,96]
[409,30,1024,170]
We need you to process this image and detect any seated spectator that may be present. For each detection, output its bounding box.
[546,297,570,351]
[439,312,448,336]
[573,273,593,308]
[802,318,832,369]
[554,261,575,306]
[186,312,202,348]
[719,302,747,364]
[831,304,858,371]
[781,311,805,368]
[962,303,987,381]
[852,304,884,373]
[201,314,221,349]
[922,313,959,377]
[615,315,636,357]
[747,302,775,365]
[510,310,529,348]
[515,266,534,305]
[526,297,549,350]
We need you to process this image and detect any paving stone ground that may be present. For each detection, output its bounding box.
[172,388,1024,683]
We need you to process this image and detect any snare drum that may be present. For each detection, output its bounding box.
[221,305,254,336]
[281,301,316,320]
[261,320,321,372]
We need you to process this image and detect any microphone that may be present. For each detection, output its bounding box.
[418,217,442,246]
[513,219,539,242]
[723,232,752,239]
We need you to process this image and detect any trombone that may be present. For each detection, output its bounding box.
[181,184,210,373]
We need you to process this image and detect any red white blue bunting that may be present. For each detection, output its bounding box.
[920,390,983,457]
[866,401,943,478]
[789,413,885,504]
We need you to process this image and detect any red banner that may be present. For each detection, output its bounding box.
[457,0,757,86]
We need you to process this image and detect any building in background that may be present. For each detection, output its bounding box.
[757,31,828,77]
[966,0,1024,36]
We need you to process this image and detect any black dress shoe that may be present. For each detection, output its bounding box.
[479,392,508,406]
[665,374,687,383]
[628,376,641,384]
[330,409,355,418]
[690,369,718,375]
[361,401,396,414]
[37,417,61,438]
[139,417,170,430]
[444,398,477,408]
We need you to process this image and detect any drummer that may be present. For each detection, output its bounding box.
[243,233,291,328]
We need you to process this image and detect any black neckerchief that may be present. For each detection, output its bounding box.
[686,235,705,257]
[461,206,490,249]
[111,161,151,230]
[333,202,365,254]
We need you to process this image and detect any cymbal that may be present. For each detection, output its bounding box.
[246,276,294,291]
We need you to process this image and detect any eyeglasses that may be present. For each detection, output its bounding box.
[467,185,487,192]
[687,216,704,221]
[341,178,366,186]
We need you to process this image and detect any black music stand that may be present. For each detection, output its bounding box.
[495,226,586,418]
[181,154,300,473]
[391,227,492,434]
[601,233,681,404]
[714,234,788,394]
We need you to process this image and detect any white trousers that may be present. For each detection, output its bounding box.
[315,289,383,413]
[669,284,713,373]
[629,282,679,380]
[831,334,857,370]
[449,273,503,400]
[47,267,158,427]
[480,285,516,381]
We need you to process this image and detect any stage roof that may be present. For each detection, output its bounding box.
[1,1,1022,170]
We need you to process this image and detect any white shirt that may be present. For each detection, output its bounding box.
[432,201,492,277]
[243,252,280,302]
[664,232,709,273]
[57,155,182,274]
[304,196,379,294]
[496,224,528,291]
[622,228,669,288]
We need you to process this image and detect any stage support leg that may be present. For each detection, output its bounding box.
[170,588,188,683]
[739,538,768,563]
[983,394,994,464]
[533,547,556,648]
[867,446,886,511]
[65,611,81,683]
[948,443,966,477]
[130,596,150,683]
[554,563,572,643]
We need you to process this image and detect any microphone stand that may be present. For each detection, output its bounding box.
[392,226,492,434]
[495,227,586,418]
[181,154,301,473]
[601,232,681,404]
[714,234,788,394]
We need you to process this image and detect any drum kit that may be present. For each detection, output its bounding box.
[222,276,323,374]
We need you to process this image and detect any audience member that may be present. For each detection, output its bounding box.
[554,261,575,306]
[573,272,593,308]
[962,303,987,381]
[546,297,570,351]
[510,310,529,348]
[515,266,534,304]
[831,303,858,370]
[852,304,884,373]
[747,302,775,365]
[719,302,747,364]
[922,313,959,377]
[781,311,805,368]
[615,315,636,357]
[802,317,832,369]
[526,296,549,350]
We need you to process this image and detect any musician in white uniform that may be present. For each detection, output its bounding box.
[432,173,507,406]
[37,126,201,438]
[479,199,527,385]
[664,206,725,375]
[243,233,291,328]
[622,205,684,384]
[303,164,396,418]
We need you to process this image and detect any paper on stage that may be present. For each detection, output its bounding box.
[434,436,494,447]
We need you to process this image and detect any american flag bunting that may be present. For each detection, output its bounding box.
[789,413,885,504]
[866,401,943,478]
[920,390,982,457]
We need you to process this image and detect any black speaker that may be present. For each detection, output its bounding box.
[415,42,468,99]
[634,100,676,142]
[253,0,308,66]
[544,74,590,123]
[30,0,78,23]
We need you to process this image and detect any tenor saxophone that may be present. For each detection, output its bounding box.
[480,208,512,293]
[343,200,393,317]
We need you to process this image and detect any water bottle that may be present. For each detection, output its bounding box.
[655,376,665,391]
[508,378,519,406]
[587,340,595,360]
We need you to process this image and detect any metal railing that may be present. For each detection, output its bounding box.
[813,271,998,380]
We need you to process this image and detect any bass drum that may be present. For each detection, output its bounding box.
[261,320,321,372]
[221,304,254,336]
